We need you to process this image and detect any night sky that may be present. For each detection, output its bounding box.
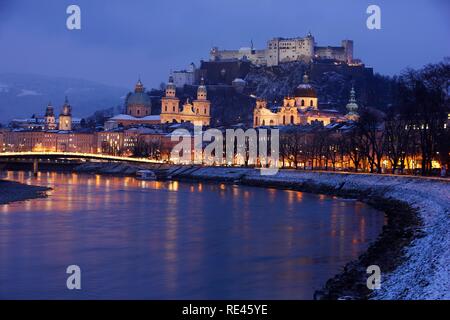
[0,0,449,88]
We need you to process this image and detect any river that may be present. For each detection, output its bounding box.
[0,171,385,299]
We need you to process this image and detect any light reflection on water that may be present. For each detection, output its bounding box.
[0,171,385,299]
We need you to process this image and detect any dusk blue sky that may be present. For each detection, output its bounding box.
[0,0,449,89]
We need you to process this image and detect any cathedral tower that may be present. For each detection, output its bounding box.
[59,97,72,131]
[44,102,57,130]
[160,76,181,123]
[192,78,211,124]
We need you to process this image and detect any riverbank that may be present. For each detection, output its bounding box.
[72,163,450,299]
[0,179,50,205]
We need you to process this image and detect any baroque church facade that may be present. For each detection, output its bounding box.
[160,76,211,126]
[253,74,358,127]
[107,77,211,129]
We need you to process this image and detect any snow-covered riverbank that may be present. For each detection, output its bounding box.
[172,167,450,300]
[73,163,450,299]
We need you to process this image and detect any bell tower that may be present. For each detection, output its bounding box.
[160,75,181,123]
[193,77,211,125]
[59,96,72,131]
[345,86,359,121]
[44,102,57,130]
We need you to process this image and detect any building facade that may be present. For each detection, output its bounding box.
[210,46,267,66]
[172,63,197,88]
[160,77,211,126]
[211,33,355,67]
[253,75,357,127]
[0,130,4,152]
[2,131,95,153]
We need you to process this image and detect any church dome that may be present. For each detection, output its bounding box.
[294,74,317,98]
[126,92,151,106]
[126,79,151,107]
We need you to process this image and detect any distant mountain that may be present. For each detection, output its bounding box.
[0,73,128,123]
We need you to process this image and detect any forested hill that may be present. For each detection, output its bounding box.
[244,61,396,113]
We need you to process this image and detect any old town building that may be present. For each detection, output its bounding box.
[253,74,357,127]
[160,76,211,126]
[107,79,160,128]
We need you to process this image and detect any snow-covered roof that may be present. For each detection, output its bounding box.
[110,114,160,121]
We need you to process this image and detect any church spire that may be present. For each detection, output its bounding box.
[197,77,207,100]
[135,78,144,93]
[346,85,359,120]
[303,73,309,84]
[165,75,176,97]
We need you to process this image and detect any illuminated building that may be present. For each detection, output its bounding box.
[160,76,211,126]
[107,79,160,128]
[58,97,73,131]
[44,103,57,130]
[211,33,356,67]
[253,74,353,127]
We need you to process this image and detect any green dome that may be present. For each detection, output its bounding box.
[126,79,152,107]
[126,92,151,106]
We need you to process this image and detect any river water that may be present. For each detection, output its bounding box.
[0,171,385,299]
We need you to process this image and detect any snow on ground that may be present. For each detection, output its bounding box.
[177,167,450,299]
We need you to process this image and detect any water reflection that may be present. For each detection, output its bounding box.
[0,171,385,299]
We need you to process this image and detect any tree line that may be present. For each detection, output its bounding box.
[279,59,449,176]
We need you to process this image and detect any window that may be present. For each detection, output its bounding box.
[310,100,313,106]
[301,100,305,106]
[290,115,294,124]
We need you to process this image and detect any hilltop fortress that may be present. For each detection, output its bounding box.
[210,32,358,67]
